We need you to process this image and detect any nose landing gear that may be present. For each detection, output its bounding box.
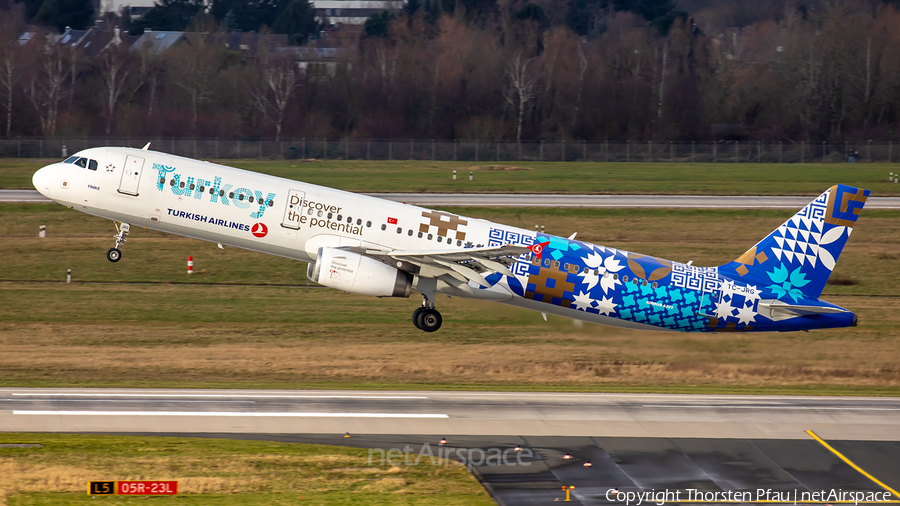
[412,295,442,332]
[107,222,130,263]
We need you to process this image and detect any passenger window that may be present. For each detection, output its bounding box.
[437,236,443,243]
[238,194,244,201]
[209,188,215,194]
[396,227,402,234]
[381,224,386,231]
[614,274,618,280]
[317,210,323,217]
[170,180,176,186]
[652,282,658,289]
[337,215,342,221]
[543,259,550,267]
[179,181,184,188]
[563,263,569,270]
[366,221,371,227]
[189,183,195,190]
[219,190,225,196]
[553,261,560,269]
[88,159,98,171]
[63,156,78,163]
[327,212,332,219]
[267,200,274,206]
[228,191,233,197]
[74,157,87,168]
[159,177,166,184]
[642,280,648,286]
[408,230,413,236]
[307,208,313,215]
[357,219,362,225]
[623,275,628,282]
[427,233,433,240]
[199,186,205,192]
[418,231,423,238]
[457,240,462,246]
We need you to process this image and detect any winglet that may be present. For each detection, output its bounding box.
[141,142,151,150]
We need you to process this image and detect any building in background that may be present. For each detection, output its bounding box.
[313,0,405,26]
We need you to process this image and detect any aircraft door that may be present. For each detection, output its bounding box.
[118,155,144,196]
[282,190,306,229]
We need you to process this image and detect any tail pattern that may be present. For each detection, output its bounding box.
[720,184,869,300]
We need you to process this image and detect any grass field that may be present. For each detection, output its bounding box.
[0,433,489,505]
[1,203,898,394]
[3,158,899,195]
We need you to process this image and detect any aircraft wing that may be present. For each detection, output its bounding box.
[365,244,531,290]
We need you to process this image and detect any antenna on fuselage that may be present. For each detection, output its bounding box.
[141,142,151,150]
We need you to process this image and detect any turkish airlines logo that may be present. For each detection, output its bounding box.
[529,241,550,258]
[251,223,268,238]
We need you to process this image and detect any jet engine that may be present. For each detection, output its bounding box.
[309,247,412,297]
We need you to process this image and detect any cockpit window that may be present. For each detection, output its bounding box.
[74,157,87,168]
[88,160,98,171]
[63,156,79,164]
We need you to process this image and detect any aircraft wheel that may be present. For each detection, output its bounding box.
[417,308,442,332]
[106,248,122,263]
[412,307,425,329]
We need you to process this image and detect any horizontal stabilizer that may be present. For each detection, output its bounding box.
[758,299,849,321]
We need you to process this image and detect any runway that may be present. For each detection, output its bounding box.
[3,388,900,505]
[3,388,899,440]
[4,189,900,208]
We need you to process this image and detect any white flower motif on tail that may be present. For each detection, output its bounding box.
[816,226,846,271]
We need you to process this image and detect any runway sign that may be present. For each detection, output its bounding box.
[87,481,177,495]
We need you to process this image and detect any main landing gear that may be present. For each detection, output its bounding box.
[106,222,130,263]
[412,295,442,332]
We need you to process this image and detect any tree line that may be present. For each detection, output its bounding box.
[1,0,900,142]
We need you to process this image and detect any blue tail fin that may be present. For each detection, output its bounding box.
[719,184,870,299]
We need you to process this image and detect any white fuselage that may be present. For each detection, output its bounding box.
[32,146,664,331]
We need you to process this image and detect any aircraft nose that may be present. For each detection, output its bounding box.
[32,165,55,198]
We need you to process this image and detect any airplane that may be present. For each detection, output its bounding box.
[31,145,869,333]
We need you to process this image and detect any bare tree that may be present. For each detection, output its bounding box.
[131,42,164,116]
[505,51,540,142]
[572,42,588,130]
[0,9,24,138]
[249,55,301,141]
[25,44,70,136]
[168,36,221,133]
[99,45,132,135]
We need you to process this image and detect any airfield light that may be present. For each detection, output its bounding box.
[563,453,572,460]
[514,445,522,452]
[583,460,593,468]
[440,438,447,446]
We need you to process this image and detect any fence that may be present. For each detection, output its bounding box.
[1,138,897,163]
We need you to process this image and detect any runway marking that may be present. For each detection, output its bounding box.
[12,393,427,400]
[806,429,900,500]
[12,410,449,418]
[644,404,900,411]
